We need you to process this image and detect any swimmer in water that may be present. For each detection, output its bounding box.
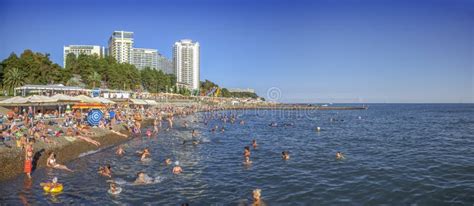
[240,120,245,125]
[134,172,148,184]
[40,177,61,192]
[282,151,290,160]
[252,139,258,149]
[116,145,125,156]
[165,158,172,165]
[192,129,198,138]
[172,161,183,174]
[253,189,262,205]
[244,146,251,158]
[336,151,345,160]
[220,127,225,132]
[269,122,277,127]
[109,182,120,194]
[138,148,151,161]
[183,120,188,128]
[98,164,112,177]
[146,129,152,137]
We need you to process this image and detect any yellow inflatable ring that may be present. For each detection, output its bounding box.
[43,184,63,193]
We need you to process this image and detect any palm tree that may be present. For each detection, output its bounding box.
[3,68,25,95]
[88,71,101,89]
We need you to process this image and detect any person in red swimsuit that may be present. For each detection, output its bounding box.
[24,142,33,178]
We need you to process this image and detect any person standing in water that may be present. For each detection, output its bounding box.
[282,151,290,160]
[252,140,258,149]
[24,141,33,178]
[173,161,183,174]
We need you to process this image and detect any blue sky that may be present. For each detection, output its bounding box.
[0,0,472,103]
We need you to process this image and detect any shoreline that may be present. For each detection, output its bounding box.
[0,119,152,182]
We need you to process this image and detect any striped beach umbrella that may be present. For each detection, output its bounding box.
[87,109,103,126]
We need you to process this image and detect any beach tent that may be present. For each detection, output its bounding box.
[51,94,81,102]
[76,95,100,103]
[0,96,28,104]
[93,97,116,104]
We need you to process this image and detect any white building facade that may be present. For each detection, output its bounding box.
[131,48,158,70]
[63,45,104,67]
[173,39,200,91]
[108,31,134,64]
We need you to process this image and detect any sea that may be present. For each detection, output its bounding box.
[0,104,473,205]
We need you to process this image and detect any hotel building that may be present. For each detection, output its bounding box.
[173,39,200,91]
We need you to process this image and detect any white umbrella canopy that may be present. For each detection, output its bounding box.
[51,94,81,102]
[25,95,57,103]
[93,97,116,104]
[75,95,100,103]
[0,96,28,104]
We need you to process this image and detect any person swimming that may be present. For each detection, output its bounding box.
[165,158,172,165]
[252,139,258,149]
[98,164,112,177]
[116,145,125,156]
[192,129,198,138]
[269,122,278,127]
[138,148,151,161]
[282,151,290,160]
[146,129,152,138]
[244,146,251,158]
[336,151,345,160]
[253,188,262,205]
[134,171,152,185]
[108,182,122,195]
[172,161,183,174]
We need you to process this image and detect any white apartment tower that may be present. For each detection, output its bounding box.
[108,31,134,64]
[63,45,104,67]
[131,48,158,70]
[173,39,200,91]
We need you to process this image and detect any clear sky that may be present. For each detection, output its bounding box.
[0,0,472,103]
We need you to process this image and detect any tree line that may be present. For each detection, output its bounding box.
[0,49,260,99]
[0,49,176,95]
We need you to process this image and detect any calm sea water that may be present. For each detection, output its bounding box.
[1,104,473,205]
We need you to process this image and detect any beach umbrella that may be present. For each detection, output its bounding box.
[87,109,103,126]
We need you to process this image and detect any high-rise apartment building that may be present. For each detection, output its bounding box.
[63,45,104,67]
[131,48,158,70]
[108,31,134,64]
[173,39,200,91]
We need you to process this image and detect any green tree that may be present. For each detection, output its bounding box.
[88,71,101,88]
[3,68,26,94]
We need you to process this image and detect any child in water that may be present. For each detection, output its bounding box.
[165,158,172,165]
[41,177,62,192]
[282,151,290,160]
[336,151,345,160]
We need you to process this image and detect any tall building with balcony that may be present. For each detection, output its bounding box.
[108,31,134,64]
[131,48,158,70]
[173,39,200,91]
[63,45,104,67]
